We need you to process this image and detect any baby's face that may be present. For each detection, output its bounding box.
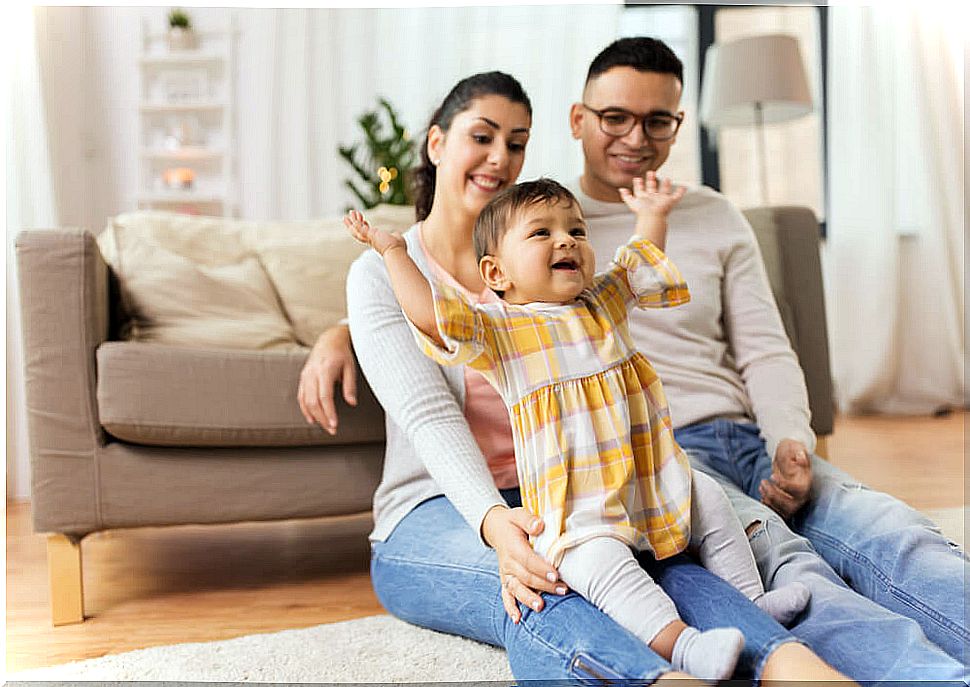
[494,199,596,305]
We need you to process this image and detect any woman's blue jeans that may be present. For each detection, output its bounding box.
[371,489,795,684]
[676,418,969,683]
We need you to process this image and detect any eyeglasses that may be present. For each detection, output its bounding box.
[581,104,684,141]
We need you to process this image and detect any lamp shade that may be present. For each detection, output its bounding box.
[700,34,813,128]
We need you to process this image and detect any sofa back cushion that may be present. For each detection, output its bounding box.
[98,206,415,349]
[255,204,415,346]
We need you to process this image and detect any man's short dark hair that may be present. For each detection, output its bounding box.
[474,178,578,262]
[585,37,683,86]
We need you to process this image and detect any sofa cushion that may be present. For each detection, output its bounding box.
[99,206,416,349]
[98,212,300,351]
[96,342,385,447]
[255,204,416,346]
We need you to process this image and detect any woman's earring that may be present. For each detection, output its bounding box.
[432,158,440,167]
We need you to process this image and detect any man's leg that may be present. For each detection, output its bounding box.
[678,418,969,664]
[677,420,969,681]
[710,472,968,682]
[795,456,969,664]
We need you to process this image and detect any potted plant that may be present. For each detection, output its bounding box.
[167,8,197,51]
[338,98,417,209]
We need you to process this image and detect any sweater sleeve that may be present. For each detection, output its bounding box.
[347,250,506,543]
[721,212,816,459]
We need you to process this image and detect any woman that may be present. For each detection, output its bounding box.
[299,71,847,683]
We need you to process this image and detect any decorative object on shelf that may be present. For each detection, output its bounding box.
[338,98,417,209]
[161,68,208,103]
[167,8,197,51]
[163,116,203,149]
[162,167,195,190]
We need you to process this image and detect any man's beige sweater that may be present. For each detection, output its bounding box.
[568,180,816,461]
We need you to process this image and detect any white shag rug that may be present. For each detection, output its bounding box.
[10,615,514,683]
[10,507,964,683]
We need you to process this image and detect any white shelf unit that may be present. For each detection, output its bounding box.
[137,18,236,217]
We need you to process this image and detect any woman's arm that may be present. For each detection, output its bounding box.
[296,324,357,434]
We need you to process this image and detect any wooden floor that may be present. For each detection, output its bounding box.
[5,411,966,672]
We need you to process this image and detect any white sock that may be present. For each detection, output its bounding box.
[670,626,745,681]
[754,581,811,626]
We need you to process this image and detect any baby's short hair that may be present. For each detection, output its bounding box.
[474,178,578,261]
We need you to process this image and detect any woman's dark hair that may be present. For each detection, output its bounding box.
[412,71,532,222]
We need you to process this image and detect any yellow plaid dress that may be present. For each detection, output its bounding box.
[413,238,693,566]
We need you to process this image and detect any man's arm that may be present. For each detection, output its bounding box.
[719,205,816,516]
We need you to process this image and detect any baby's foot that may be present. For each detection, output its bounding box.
[754,581,811,626]
[671,626,744,681]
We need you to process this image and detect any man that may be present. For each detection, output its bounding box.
[566,36,968,680]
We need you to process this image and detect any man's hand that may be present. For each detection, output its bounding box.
[759,439,813,519]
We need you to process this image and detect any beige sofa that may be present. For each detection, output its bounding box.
[16,204,832,626]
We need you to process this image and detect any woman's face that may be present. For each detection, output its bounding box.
[429,94,532,219]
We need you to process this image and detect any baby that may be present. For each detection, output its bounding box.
[345,174,809,681]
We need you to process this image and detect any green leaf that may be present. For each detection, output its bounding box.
[338,98,418,207]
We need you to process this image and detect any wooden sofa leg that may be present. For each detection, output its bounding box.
[815,436,829,460]
[47,534,85,625]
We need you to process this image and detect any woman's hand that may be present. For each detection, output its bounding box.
[481,505,569,624]
[297,324,357,434]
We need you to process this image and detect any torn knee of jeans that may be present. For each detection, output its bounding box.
[569,652,627,681]
[745,520,765,540]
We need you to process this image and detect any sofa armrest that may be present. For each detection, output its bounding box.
[743,207,834,437]
[17,229,110,535]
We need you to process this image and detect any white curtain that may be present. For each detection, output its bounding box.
[6,6,61,498]
[824,4,965,414]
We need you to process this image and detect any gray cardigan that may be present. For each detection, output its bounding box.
[346,224,506,543]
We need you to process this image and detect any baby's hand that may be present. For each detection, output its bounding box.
[619,171,686,220]
[344,210,405,256]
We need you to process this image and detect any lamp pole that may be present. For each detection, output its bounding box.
[754,100,769,206]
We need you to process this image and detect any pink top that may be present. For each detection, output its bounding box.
[418,226,519,489]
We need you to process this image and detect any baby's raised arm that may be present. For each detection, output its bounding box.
[344,210,443,345]
[618,171,686,250]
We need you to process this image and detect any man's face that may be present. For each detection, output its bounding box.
[571,67,683,202]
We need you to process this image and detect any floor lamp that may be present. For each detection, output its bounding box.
[699,34,813,206]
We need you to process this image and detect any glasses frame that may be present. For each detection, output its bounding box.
[581,104,684,142]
